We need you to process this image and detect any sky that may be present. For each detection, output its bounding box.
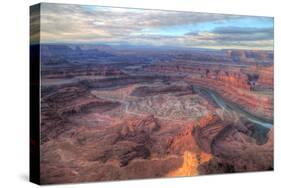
[32,3,274,50]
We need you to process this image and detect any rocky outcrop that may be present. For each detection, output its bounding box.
[40,113,185,184]
[193,120,226,153]
[195,123,273,174]
[120,115,160,140]
[206,70,250,90]
[168,113,219,155]
[226,49,273,63]
[40,84,120,143]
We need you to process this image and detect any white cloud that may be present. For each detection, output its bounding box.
[35,3,273,50]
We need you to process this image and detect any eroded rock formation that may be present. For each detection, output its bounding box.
[40,47,273,184]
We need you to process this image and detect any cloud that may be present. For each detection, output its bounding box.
[39,4,239,42]
[183,27,273,50]
[33,3,273,50]
[211,27,273,41]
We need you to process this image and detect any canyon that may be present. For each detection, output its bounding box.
[39,44,273,184]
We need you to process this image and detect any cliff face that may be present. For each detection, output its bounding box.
[40,84,120,144]
[188,113,274,173]
[197,126,273,174]
[226,49,273,63]
[145,63,273,119]
[206,70,250,90]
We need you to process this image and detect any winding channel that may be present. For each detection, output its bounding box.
[193,85,273,129]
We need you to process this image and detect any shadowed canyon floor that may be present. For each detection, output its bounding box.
[39,45,273,184]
